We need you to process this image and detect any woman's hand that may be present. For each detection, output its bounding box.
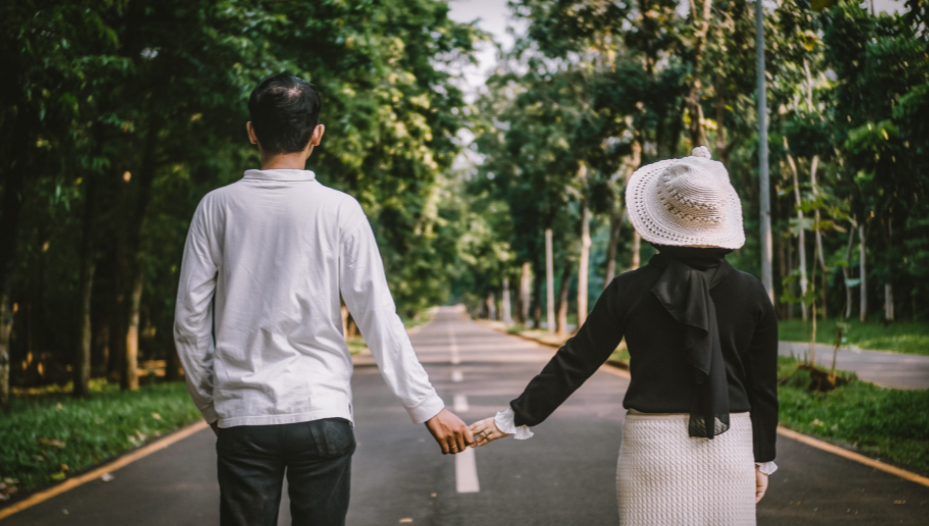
[469,417,511,447]
[755,465,769,503]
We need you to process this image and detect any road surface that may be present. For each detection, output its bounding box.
[4,307,927,525]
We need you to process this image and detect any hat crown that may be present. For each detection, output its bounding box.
[655,157,730,226]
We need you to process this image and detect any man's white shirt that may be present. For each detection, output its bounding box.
[174,168,445,428]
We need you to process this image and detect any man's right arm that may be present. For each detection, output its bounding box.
[173,199,220,425]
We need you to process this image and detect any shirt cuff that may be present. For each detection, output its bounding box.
[755,461,778,475]
[406,393,446,424]
[494,408,534,440]
[198,402,219,425]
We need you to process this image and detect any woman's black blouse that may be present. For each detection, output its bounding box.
[509,256,779,463]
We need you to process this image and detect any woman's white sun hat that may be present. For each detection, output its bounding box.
[625,146,745,250]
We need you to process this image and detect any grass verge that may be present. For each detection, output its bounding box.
[778,318,929,356]
[0,380,202,499]
[776,355,929,474]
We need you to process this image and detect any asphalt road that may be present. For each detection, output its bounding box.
[778,342,929,390]
[4,307,928,525]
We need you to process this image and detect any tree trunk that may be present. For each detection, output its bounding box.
[810,155,827,320]
[545,228,555,333]
[487,292,497,321]
[0,295,11,412]
[121,115,163,391]
[0,107,34,410]
[630,231,641,270]
[784,137,808,320]
[73,161,100,398]
[532,265,542,329]
[859,225,868,322]
[684,0,713,148]
[518,262,531,325]
[603,209,623,288]
[502,277,512,324]
[842,226,855,319]
[755,0,774,303]
[555,263,572,336]
[577,195,591,329]
[885,283,894,322]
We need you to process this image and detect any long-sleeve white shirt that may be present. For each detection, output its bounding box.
[173,168,445,428]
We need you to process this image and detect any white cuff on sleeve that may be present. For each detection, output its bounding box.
[406,393,446,424]
[755,461,778,475]
[494,408,534,440]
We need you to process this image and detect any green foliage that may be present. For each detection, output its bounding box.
[0,381,201,494]
[777,356,929,473]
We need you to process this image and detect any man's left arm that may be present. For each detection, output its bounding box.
[174,200,220,427]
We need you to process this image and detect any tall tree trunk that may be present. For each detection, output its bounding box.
[604,140,641,287]
[684,0,713,148]
[784,137,808,320]
[810,155,827,320]
[501,277,512,324]
[842,227,855,319]
[885,284,894,322]
[73,169,99,398]
[545,228,555,333]
[630,231,641,270]
[532,268,542,329]
[577,189,591,328]
[0,106,34,410]
[518,262,531,326]
[486,292,496,321]
[859,225,868,322]
[121,115,163,391]
[555,263,572,336]
[0,295,11,412]
[755,0,774,303]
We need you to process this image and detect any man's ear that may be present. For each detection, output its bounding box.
[246,122,259,145]
[310,124,325,147]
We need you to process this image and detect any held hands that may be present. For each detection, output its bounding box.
[755,466,769,503]
[424,409,474,455]
[468,417,511,447]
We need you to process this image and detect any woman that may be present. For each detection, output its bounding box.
[470,147,778,525]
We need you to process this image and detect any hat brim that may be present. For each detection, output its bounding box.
[625,159,746,250]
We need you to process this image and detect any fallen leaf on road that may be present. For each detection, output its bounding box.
[894,500,906,504]
[38,438,66,448]
[399,519,413,524]
[101,473,115,482]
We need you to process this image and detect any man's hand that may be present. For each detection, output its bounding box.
[424,409,474,455]
[468,417,511,447]
[210,421,220,436]
[755,465,769,503]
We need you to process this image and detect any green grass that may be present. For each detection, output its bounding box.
[0,380,202,497]
[776,356,929,474]
[346,337,368,355]
[778,318,929,356]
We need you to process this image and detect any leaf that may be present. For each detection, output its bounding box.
[37,438,66,448]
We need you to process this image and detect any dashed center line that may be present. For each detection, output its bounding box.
[449,325,461,365]
[455,447,480,493]
[453,394,469,412]
[451,370,463,382]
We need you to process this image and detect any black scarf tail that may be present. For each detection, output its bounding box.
[650,246,733,439]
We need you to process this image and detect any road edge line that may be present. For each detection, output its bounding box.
[776,426,929,488]
[0,420,210,521]
[478,320,929,488]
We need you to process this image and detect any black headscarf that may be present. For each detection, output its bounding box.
[649,244,734,439]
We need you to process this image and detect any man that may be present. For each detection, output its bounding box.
[174,73,472,526]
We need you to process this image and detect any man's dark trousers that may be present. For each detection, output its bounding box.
[217,418,355,526]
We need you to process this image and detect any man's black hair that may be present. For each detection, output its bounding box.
[247,74,322,154]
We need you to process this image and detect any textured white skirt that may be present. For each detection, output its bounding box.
[616,411,756,526]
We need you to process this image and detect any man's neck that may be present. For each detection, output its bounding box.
[259,149,312,170]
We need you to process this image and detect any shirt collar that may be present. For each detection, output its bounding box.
[243,169,317,182]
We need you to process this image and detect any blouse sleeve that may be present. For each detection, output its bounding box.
[510,277,627,427]
[744,288,779,463]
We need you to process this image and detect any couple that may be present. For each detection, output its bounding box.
[174,74,778,526]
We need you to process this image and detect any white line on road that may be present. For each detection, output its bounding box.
[453,394,469,412]
[455,446,480,493]
[451,369,463,382]
[448,325,461,365]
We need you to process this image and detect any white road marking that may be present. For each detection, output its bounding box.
[449,325,461,364]
[451,370,463,382]
[453,394,469,412]
[455,446,480,493]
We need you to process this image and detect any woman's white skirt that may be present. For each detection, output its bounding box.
[616,411,756,526]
